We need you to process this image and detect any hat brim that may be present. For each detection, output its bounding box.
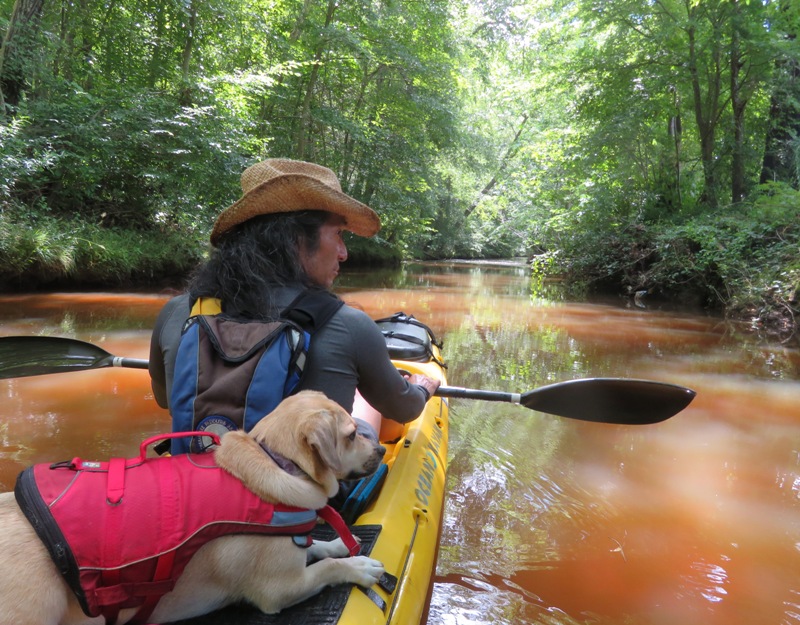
[210,175,381,246]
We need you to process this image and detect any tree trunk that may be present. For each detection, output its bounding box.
[56,0,73,80]
[261,0,316,127]
[0,0,46,112]
[293,0,337,159]
[729,5,747,203]
[686,13,720,209]
[668,112,683,210]
[760,38,799,187]
[759,87,800,186]
[464,113,529,219]
[341,63,386,186]
[178,0,198,105]
[78,0,95,91]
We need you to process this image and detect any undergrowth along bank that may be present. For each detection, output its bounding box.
[533,182,799,344]
[0,212,400,291]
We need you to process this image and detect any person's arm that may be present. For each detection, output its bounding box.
[352,314,440,423]
[149,294,191,409]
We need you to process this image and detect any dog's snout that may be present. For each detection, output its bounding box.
[377,444,386,458]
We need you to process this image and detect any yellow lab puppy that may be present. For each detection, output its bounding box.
[0,391,386,625]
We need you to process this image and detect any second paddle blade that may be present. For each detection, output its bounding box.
[521,378,696,425]
[0,336,114,379]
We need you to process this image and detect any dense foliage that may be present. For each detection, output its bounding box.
[1,0,798,337]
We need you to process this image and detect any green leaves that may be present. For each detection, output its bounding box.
[0,0,797,336]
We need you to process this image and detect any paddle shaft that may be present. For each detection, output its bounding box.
[436,386,520,403]
[0,335,695,423]
[113,357,149,370]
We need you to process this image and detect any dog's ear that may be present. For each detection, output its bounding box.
[303,409,343,478]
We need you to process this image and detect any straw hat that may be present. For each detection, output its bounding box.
[210,158,381,246]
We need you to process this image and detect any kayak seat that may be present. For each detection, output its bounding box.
[376,312,444,366]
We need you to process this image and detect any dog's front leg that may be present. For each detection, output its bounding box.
[254,555,385,612]
[307,536,360,561]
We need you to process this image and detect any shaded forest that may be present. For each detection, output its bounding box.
[1,0,798,339]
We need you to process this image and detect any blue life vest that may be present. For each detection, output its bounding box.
[169,290,343,454]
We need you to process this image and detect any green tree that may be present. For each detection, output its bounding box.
[0,0,45,110]
[760,2,800,187]
[0,0,798,336]
[565,0,788,211]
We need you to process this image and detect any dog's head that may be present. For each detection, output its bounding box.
[247,391,386,497]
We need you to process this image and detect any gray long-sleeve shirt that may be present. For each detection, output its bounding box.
[149,288,428,423]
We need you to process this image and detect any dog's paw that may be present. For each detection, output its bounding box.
[347,555,385,588]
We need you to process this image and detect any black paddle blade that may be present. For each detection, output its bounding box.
[0,336,115,379]
[521,378,696,425]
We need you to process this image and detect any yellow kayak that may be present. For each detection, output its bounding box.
[339,326,448,624]
[173,313,449,625]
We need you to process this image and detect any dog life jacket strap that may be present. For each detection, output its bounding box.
[121,551,176,625]
[106,456,125,504]
[124,450,182,625]
[98,456,127,624]
[318,505,360,556]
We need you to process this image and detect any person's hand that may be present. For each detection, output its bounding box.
[407,373,441,401]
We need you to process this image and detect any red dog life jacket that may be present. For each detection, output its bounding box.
[13,432,321,625]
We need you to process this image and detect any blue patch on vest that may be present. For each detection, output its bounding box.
[242,331,308,432]
[191,416,238,453]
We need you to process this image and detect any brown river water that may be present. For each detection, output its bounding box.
[1,261,799,625]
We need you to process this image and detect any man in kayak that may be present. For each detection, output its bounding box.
[149,157,440,442]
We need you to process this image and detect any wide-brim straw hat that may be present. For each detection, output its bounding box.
[210,158,381,246]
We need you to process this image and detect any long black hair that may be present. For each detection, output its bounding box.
[189,210,331,317]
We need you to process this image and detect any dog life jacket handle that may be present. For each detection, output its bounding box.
[138,431,221,460]
[318,505,360,556]
[64,432,220,508]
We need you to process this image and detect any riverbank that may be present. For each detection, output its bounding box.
[0,215,401,292]
[1,213,796,345]
[2,261,796,349]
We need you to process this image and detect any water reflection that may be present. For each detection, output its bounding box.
[339,261,534,299]
[1,262,799,625]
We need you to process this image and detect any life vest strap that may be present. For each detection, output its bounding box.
[127,550,177,625]
[190,297,223,316]
[93,578,177,623]
[106,456,126,505]
[318,505,360,556]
